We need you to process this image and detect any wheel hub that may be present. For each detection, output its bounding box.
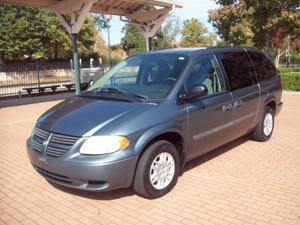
[149,152,175,190]
[263,112,273,136]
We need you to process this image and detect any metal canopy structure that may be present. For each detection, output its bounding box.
[1,0,183,94]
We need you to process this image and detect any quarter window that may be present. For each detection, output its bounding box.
[247,51,277,81]
[185,55,226,96]
[217,51,256,91]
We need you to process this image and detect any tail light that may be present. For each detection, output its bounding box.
[280,79,284,90]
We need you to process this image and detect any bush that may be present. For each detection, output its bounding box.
[111,56,122,65]
[279,67,300,73]
[281,73,300,91]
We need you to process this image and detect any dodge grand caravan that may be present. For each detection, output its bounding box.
[27,47,283,198]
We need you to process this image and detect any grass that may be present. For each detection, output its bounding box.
[279,67,300,91]
[279,66,300,73]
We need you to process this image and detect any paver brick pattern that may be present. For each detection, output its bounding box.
[0,92,299,225]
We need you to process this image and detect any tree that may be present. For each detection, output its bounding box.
[209,0,300,67]
[0,5,98,61]
[151,30,172,49]
[121,23,171,55]
[180,18,216,47]
[77,16,98,57]
[208,1,254,45]
[162,15,181,44]
[121,23,146,56]
[93,14,109,30]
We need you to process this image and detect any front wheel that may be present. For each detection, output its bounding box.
[133,140,180,198]
[251,106,274,142]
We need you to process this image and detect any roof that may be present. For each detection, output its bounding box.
[138,47,209,55]
[1,0,183,15]
[135,46,261,56]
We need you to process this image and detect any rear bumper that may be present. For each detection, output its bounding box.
[275,101,283,116]
[27,139,138,192]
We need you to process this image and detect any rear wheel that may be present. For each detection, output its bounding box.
[251,106,274,142]
[133,140,180,198]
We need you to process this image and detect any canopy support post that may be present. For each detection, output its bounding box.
[120,5,175,52]
[52,0,95,95]
[146,37,150,51]
[71,33,81,95]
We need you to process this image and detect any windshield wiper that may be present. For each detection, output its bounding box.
[99,87,150,103]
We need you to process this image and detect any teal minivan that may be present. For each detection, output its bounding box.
[27,47,283,198]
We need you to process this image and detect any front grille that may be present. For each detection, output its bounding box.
[51,133,79,145]
[46,133,80,157]
[35,166,71,184]
[32,127,80,158]
[32,127,50,153]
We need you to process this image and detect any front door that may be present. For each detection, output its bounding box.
[182,54,234,160]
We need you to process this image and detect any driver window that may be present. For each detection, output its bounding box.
[185,55,226,95]
[143,61,172,84]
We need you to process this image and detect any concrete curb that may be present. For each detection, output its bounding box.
[283,90,300,95]
[0,92,75,108]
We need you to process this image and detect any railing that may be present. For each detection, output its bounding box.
[0,61,109,98]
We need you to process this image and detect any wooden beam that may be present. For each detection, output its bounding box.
[50,0,86,14]
[90,6,129,15]
[55,12,72,33]
[0,0,59,7]
[72,0,95,33]
[52,0,95,34]
[126,7,171,23]
[117,0,183,8]
[1,0,183,13]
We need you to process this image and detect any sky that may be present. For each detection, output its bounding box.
[101,0,218,45]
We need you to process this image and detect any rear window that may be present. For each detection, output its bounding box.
[247,51,277,81]
[217,51,256,91]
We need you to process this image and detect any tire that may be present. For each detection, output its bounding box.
[251,106,275,142]
[133,140,180,199]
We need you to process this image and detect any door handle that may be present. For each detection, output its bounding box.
[233,100,243,108]
[222,104,233,111]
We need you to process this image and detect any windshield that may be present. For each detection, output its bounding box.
[88,54,189,100]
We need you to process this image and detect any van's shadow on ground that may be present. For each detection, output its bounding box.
[49,135,250,200]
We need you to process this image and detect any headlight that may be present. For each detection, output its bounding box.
[80,136,129,155]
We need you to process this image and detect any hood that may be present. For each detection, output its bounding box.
[36,96,153,136]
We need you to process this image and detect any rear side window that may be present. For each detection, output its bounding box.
[217,51,256,91]
[247,51,277,81]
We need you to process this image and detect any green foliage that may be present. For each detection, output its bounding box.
[111,56,123,65]
[151,30,172,50]
[281,73,300,91]
[279,66,300,91]
[209,2,254,45]
[0,5,98,61]
[121,23,146,56]
[209,0,300,66]
[279,67,300,73]
[93,14,109,29]
[77,16,98,57]
[121,23,171,56]
[181,18,216,47]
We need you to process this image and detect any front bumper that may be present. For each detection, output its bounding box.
[26,139,138,191]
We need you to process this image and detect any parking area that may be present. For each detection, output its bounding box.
[0,92,299,225]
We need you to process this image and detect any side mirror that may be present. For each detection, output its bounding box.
[180,84,208,102]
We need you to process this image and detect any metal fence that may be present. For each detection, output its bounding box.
[279,57,300,67]
[0,61,108,98]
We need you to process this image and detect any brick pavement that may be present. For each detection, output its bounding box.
[0,92,299,225]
